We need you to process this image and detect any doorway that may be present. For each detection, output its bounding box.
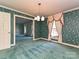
[13,15,33,45]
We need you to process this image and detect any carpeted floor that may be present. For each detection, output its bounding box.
[0,39,79,59]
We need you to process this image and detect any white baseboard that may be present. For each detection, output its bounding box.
[10,44,15,47]
[40,38,79,49]
[33,38,41,40]
[59,42,79,48]
[40,38,48,40]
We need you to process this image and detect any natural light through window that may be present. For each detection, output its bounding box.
[51,21,58,38]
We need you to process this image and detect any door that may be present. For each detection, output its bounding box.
[0,12,10,50]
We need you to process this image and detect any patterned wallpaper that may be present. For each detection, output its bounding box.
[62,9,79,45]
[35,19,48,38]
[40,19,48,38]
[36,9,79,46]
[35,21,41,38]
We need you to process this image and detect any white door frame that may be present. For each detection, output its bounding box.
[12,14,34,46]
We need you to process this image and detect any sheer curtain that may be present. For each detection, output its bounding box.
[51,21,58,39]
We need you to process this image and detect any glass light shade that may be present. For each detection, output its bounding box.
[34,17,37,20]
[37,16,40,21]
[41,16,45,21]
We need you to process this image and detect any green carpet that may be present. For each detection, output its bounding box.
[0,39,79,59]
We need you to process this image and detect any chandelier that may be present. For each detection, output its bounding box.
[34,3,45,21]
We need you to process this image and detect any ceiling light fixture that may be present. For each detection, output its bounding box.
[34,3,45,21]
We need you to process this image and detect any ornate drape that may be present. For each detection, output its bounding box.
[47,12,64,42]
[47,16,54,41]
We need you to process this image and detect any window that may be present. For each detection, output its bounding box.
[51,21,58,39]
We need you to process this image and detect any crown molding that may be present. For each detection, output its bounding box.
[64,7,79,13]
[0,5,79,17]
[0,5,34,17]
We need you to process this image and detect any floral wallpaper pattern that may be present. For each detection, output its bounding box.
[62,9,79,45]
[35,19,48,38]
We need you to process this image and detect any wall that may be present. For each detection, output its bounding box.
[62,9,79,45]
[40,19,48,38]
[35,21,41,38]
[0,7,34,44]
[16,23,24,35]
[37,9,79,46]
[26,22,32,36]
[16,23,32,36]
[35,19,48,38]
[1,6,79,46]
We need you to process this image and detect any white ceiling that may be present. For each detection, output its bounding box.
[0,0,79,17]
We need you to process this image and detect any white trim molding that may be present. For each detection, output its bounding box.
[33,37,43,41]
[40,38,79,48]
[33,20,35,40]
[33,37,79,49]
[60,42,79,48]
[13,14,34,46]
[0,5,79,17]
[14,15,34,20]
[0,5,34,17]
[51,40,79,48]
[33,38,41,40]
[64,7,79,13]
